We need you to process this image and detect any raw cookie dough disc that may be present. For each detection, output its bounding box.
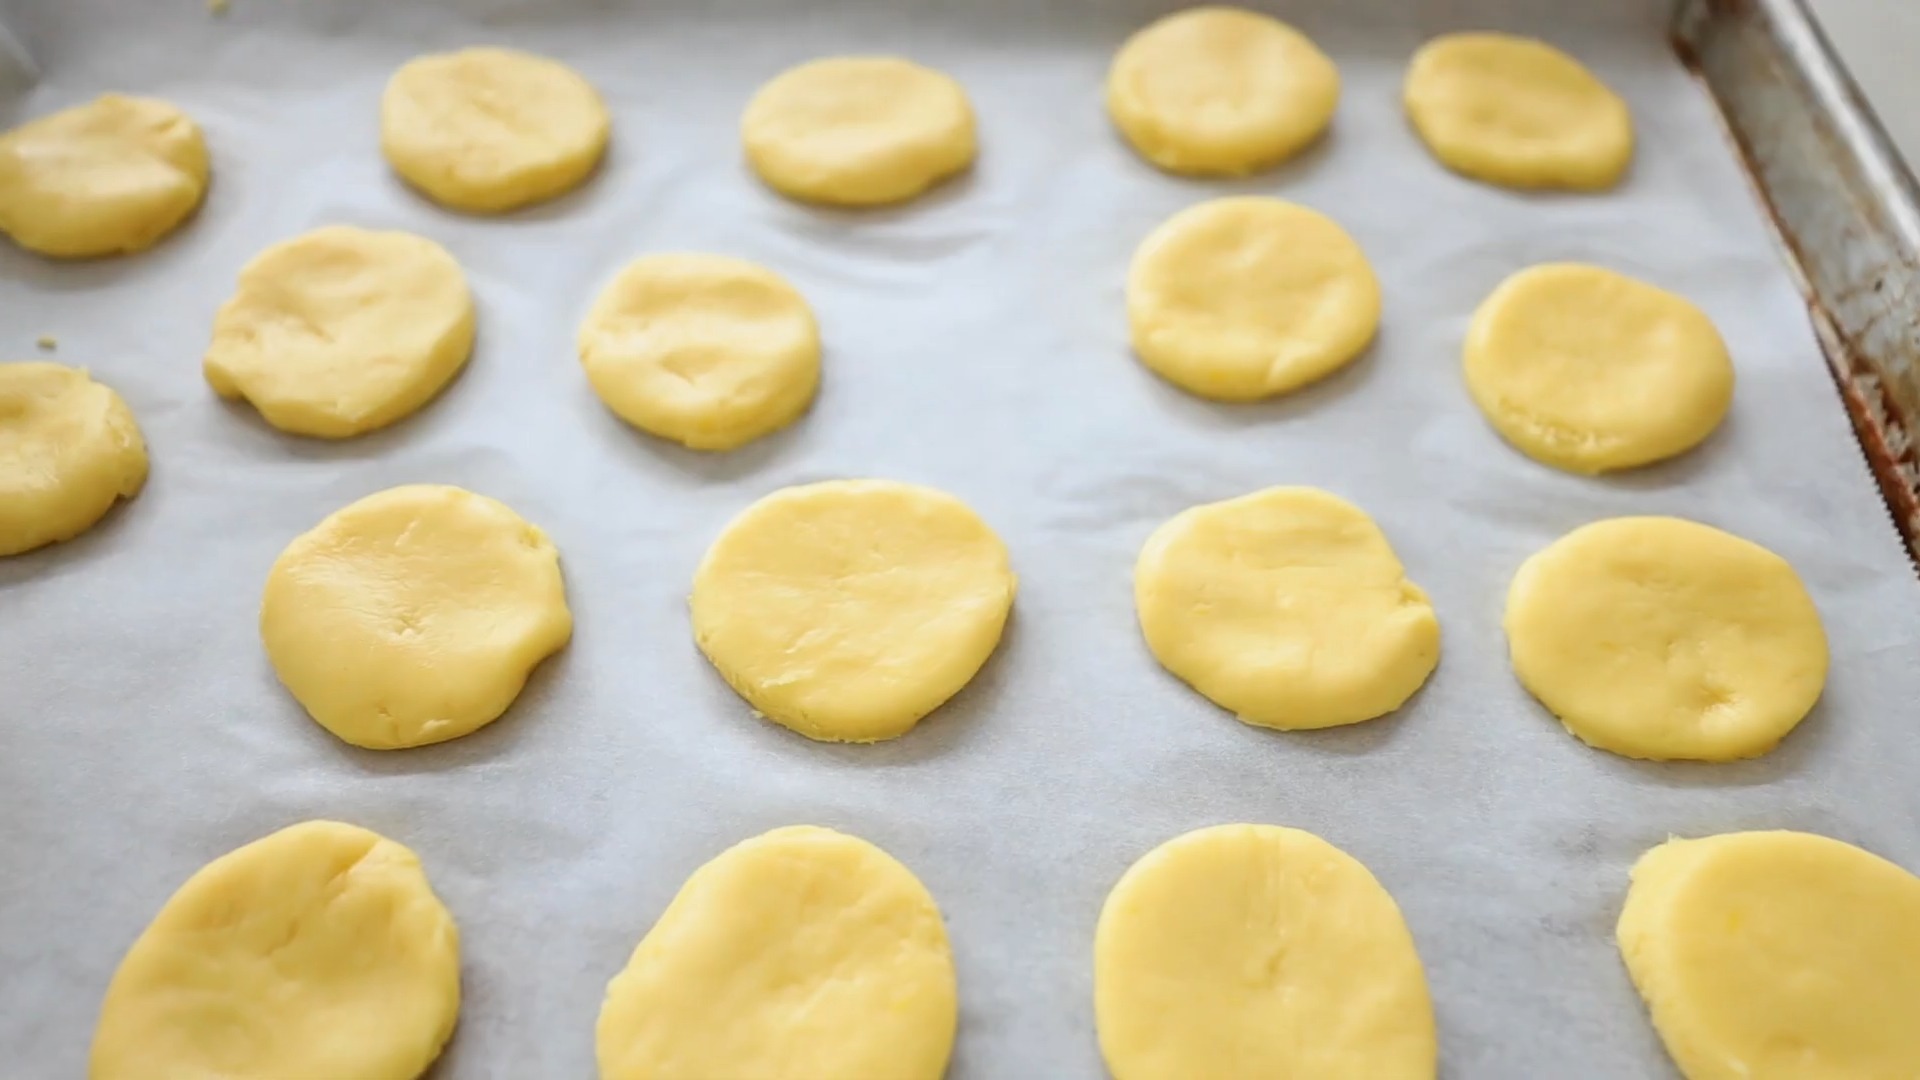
[90,821,460,1080]
[0,362,148,557]
[1404,32,1632,190]
[578,253,821,450]
[1106,7,1339,177]
[1096,824,1437,1080]
[381,47,610,213]
[1465,263,1733,474]
[1506,517,1827,761]
[1619,831,1920,1080]
[262,484,572,749]
[0,94,208,257]
[203,226,475,439]
[597,826,956,1080]
[1135,486,1439,730]
[741,56,976,206]
[691,479,1015,742]
[1128,197,1380,402]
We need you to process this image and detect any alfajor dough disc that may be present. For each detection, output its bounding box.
[0,362,148,557]
[262,484,572,750]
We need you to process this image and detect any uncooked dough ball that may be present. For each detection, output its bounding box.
[742,56,976,206]
[578,253,820,450]
[1128,197,1380,401]
[262,484,572,750]
[0,362,148,557]
[1136,487,1438,730]
[1466,263,1733,474]
[1404,32,1632,190]
[1096,824,1436,1080]
[0,94,208,257]
[204,226,475,438]
[691,480,1015,742]
[1506,517,1827,761]
[382,47,610,213]
[1619,831,1920,1080]
[90,820,460,1080]
[597,826,956,1080]
[1107,7,1339,177]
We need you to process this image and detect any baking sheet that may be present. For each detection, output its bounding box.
[5,0,1920,1076]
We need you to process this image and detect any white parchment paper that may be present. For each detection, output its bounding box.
[5,0,1920,1076]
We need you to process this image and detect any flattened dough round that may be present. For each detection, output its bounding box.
[1404,32,1632,190]
[90,820,460,1080]
[1136,487,1439,730]
[742,56,975,206]
[204,226,475,438]
[597,826,956,1080]
[1466,264,1733,474]
[1128,197,1380,401]
[0,362,147,557]
[578,253,820,451]
[1619,831,1920,1080]
[382,47,610,213]
[1107,7,1339,177]
[1506,517,1827,761]
[1097,824,1436,1080]
[691,480,1015,742]
[262,484,572,749]
[0,94,208,257]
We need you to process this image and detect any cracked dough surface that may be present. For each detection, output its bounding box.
[90,820,460,1080]
[1096,824,1436,1080]
[1135,486,1438,730]
[262,484,572,750]
[1506,516,1827,761]
[0,361,147,557]
[597,825,956,1080]
[1618,831,1920,1080]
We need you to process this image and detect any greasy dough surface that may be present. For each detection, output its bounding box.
[0,362,147,557]
[382,47,610,213]
[1096,824,1436,1080]
[578,253,821,451]
[1619,831,1920,1080]
[1466,263,1733,474]
[1136,487,1438,730]
[0,94,208,258]
[597,826,956,1080]
[742,56,975,206]
[1128,197,1380,401]
[1107,6,1339,177]
[1404,32,1632,190]
[204,226,475,438]
[691,479,1015,742]
[1506,517,1827,761]
[262,484,572,749]
[90,821,460,1080]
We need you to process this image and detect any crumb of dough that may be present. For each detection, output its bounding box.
[207,0,230,16]
[35,335,56,351]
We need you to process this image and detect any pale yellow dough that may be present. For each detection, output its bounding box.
[1107,7,1339,177]
[0,362,147,557]
[0,94,208,258]
[578,253,820,450]
[1135,487,1439,730]
[90,820,460,1080]
[1128,197,1380,401]
[597,826,956,1080]
[382,47,610,213]
[1096,824,1436,1080]
[742,56,975,206]
[262,484,572,750]
[1619,831,1920,1080]
[1506,517,1827,761]
[1404,32,1632,190]
[204,226,475,438]
[1466,263,1734,474]
[691,480,1015,742]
